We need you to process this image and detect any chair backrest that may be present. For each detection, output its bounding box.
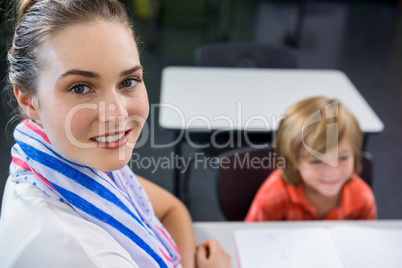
[216,147,374,221]
[360,151,373,187]
[195,43,297,68]
[216,146,277,221]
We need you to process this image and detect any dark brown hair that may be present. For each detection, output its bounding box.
[7,0,134,112]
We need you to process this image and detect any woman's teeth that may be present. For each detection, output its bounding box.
[95,132,125,143]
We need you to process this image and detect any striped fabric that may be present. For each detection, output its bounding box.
[10,119,181,268]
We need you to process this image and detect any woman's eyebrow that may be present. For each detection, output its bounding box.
[57,69,100,84]
[56,66,143,84]
[120,65,143,77]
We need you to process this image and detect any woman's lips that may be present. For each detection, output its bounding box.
[90,130,131,149]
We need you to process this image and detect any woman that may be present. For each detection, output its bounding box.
[0,0,230,267]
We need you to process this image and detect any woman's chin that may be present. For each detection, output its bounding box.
[85,152,132,171]
[92,145,135,171]
[99,158,131,172]
[100,165,127,172]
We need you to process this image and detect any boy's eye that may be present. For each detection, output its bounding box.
[339,156,349,161]
[309,160,322,165]
[122,78,137,88]
[71,85,90,94]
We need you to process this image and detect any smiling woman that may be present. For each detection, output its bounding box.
[0,1,230,267]
[27,20,149,171]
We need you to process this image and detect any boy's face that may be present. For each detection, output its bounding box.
[297,139,355,197]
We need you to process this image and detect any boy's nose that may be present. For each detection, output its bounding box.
[324,165,342,178]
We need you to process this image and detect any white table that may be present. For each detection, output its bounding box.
[159,67,384,132]
[193,220,402,268]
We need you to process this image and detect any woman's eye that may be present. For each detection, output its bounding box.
[122,78,137,88]
[71,85,90,94]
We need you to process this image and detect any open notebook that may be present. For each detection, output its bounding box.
[234,225,402,268]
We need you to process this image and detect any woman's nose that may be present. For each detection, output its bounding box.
[98,90,128,123]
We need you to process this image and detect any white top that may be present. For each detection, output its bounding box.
[0,179,139,268]
[159,67,384,132]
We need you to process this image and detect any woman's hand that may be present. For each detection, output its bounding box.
[196,239,231,268]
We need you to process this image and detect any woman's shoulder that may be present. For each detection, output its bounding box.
[0,180,138,268]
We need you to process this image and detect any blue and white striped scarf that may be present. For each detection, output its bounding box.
[10,119,181,268]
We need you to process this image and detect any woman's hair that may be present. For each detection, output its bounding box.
[6,0,134,117]
[275,96,363,185]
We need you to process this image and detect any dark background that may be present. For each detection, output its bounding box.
[1,0,401,220]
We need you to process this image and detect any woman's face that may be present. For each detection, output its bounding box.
[32,20,149,171]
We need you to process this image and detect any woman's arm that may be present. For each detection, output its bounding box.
[136,175,196,268]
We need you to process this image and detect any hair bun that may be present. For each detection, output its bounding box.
[18,0,39,19]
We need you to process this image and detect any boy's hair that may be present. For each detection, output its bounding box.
[275,96,363,185]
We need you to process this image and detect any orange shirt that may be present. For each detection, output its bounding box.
[245,169,377,221]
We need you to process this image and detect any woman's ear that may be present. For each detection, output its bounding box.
[14,86,41,124]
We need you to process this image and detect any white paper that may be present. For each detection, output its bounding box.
[330,226,402,268]
[235,228,343,268]
[235,226,402,268]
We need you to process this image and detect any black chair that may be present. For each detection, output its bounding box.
[360,151,373,188]
[215,146,277,221]
[216,147,374,221]
[195,42,298,68]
